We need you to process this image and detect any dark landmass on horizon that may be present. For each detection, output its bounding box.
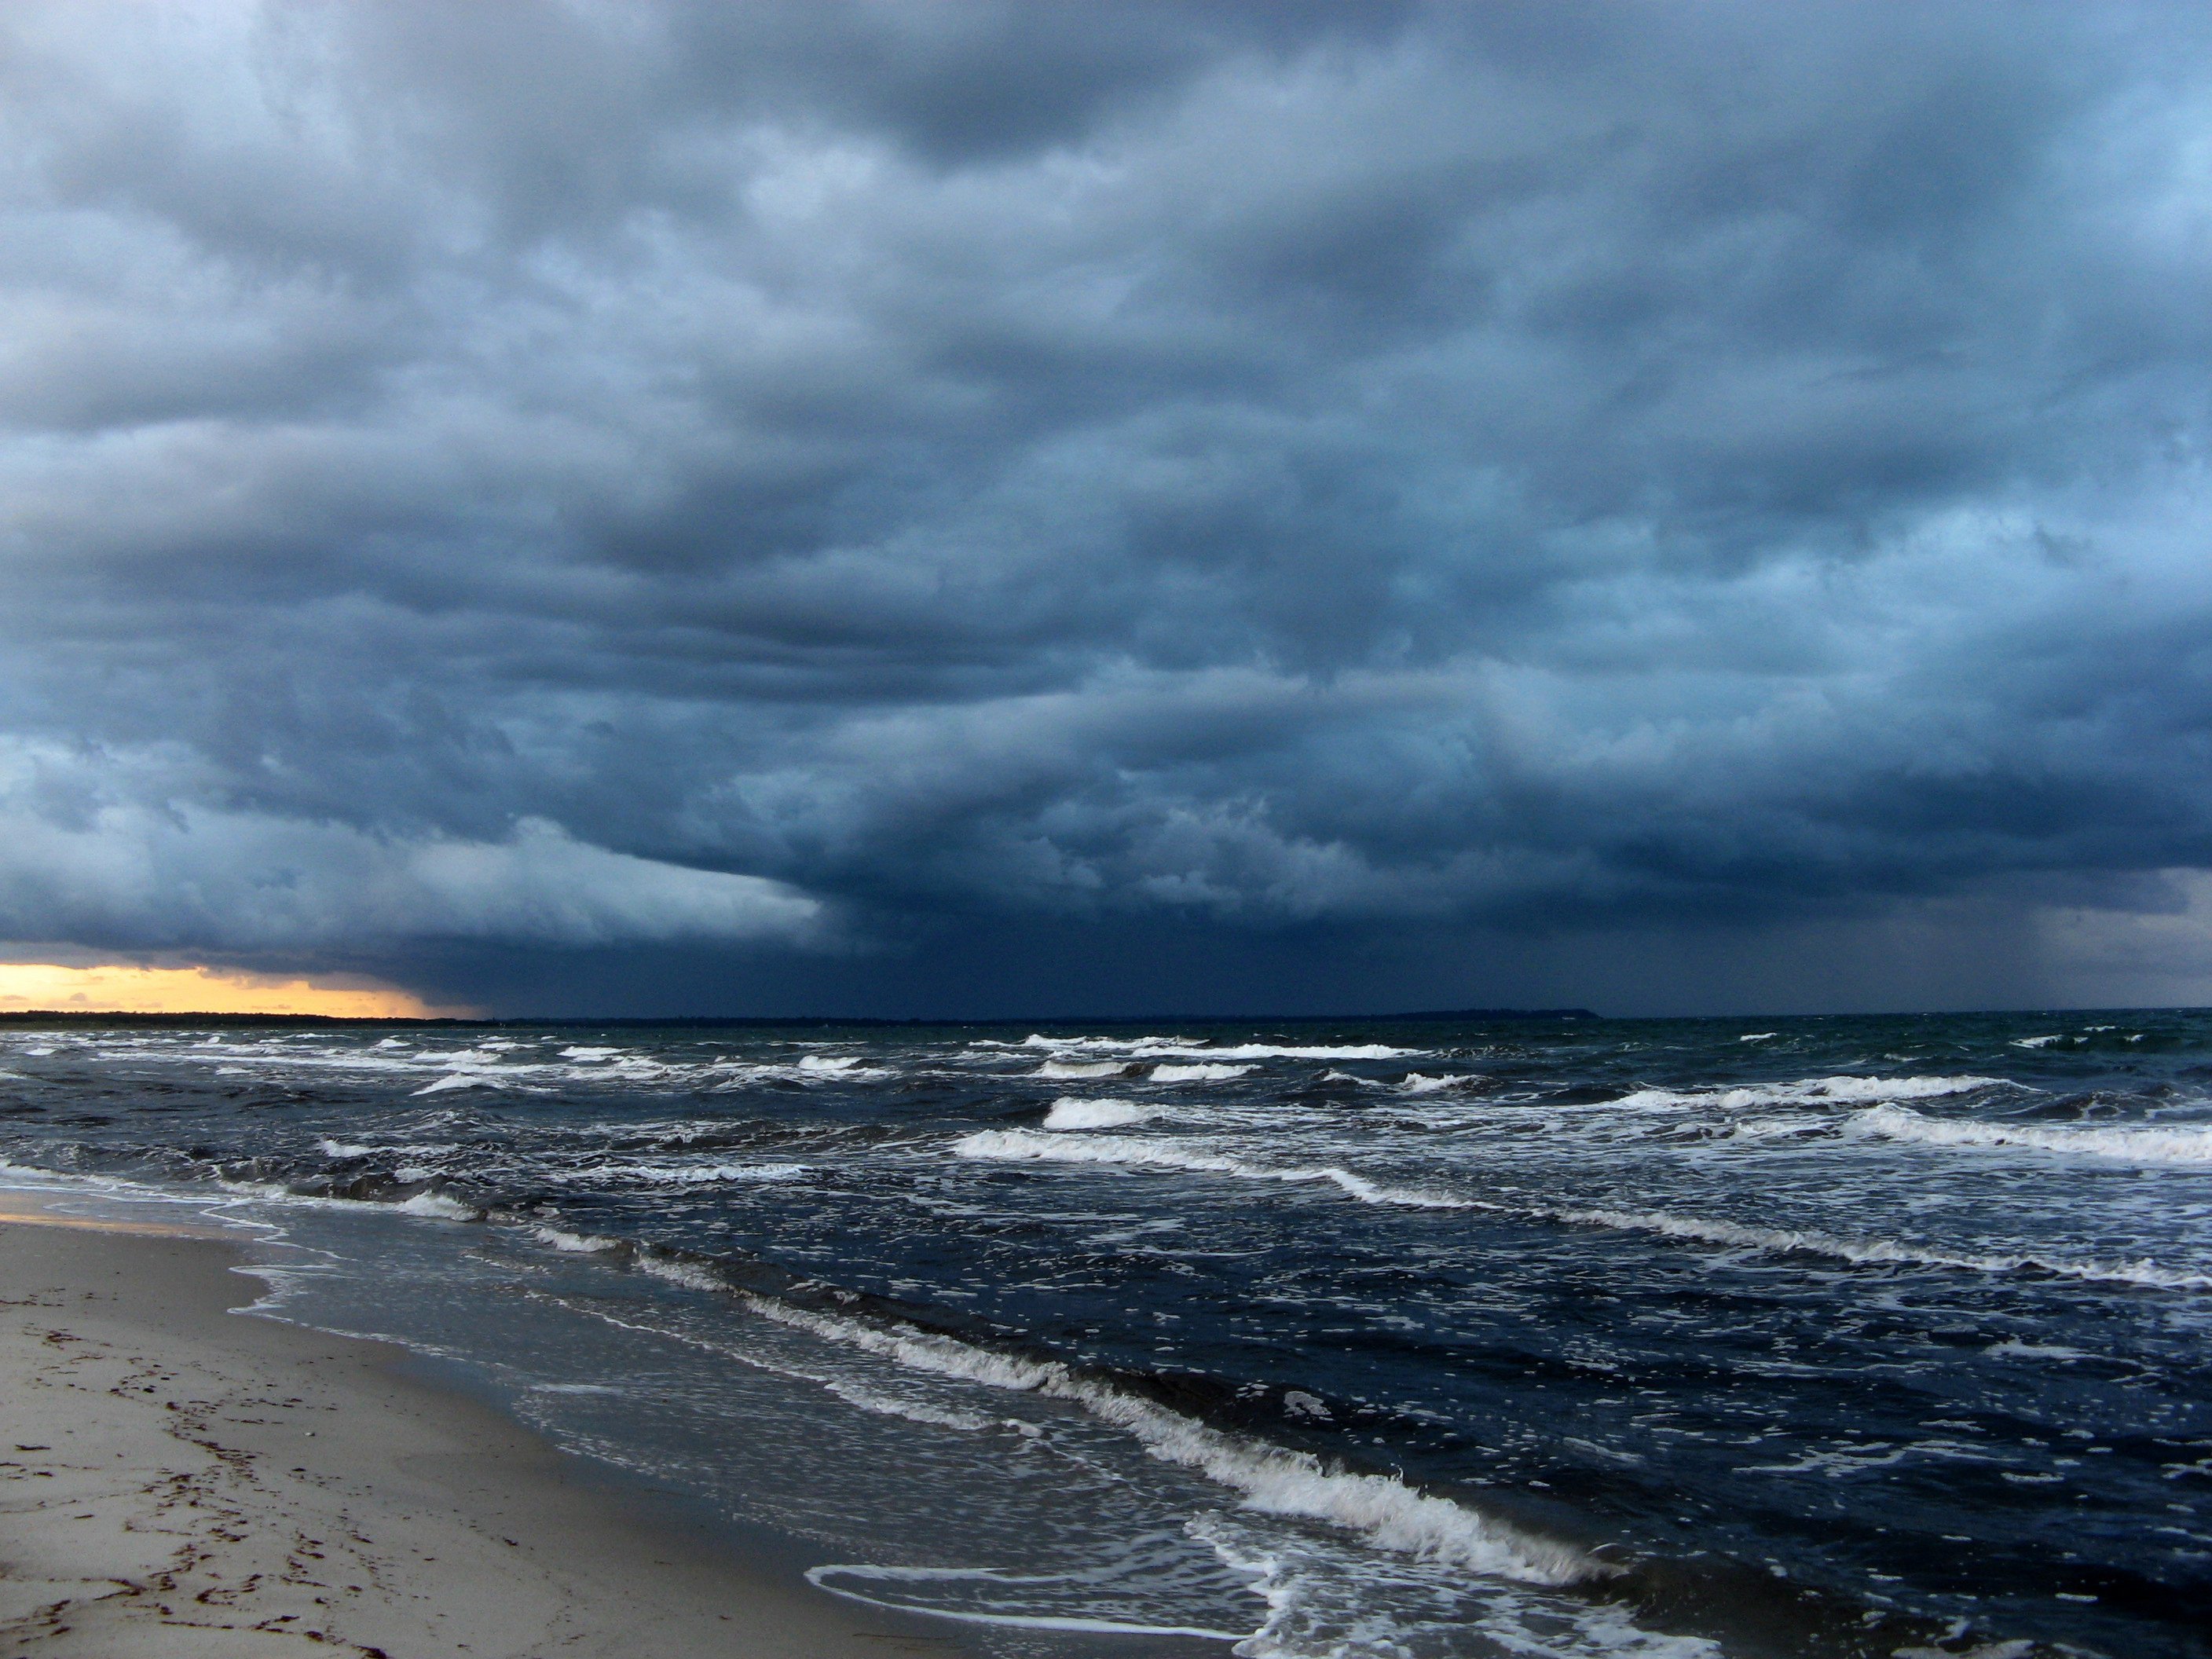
[0,1008,1599,1029]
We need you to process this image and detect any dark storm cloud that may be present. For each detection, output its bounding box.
[2,0,2211,1012]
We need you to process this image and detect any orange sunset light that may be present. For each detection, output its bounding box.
[0,962,450,1018]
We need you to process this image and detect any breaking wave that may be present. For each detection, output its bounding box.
[1042,1098,1166,1130]
[1606,1075,2005,1111]
[954,1129,2211,1291]
[736,1295,1598,1588]
[1849,1103,2212,1166]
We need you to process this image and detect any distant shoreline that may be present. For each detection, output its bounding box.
[0,1006,1600,1029]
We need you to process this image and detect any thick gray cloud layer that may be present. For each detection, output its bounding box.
[2,1,2211,1013]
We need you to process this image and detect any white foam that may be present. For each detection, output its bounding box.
[1544,1199,2212,1291]
[395,1191,478,1221]
[1738,1033,1777,1042]
[1020,1033,1169,1049]
[741,1295,1594,1587]
[592,1159,808,1185]
[1849,1103,2212,1166]
[954,1130,2212,1291]
[560,1045,621,1060]
[1985,1338,2092,1361]
[1042,1098,1166,1130]
[533,1225,621,1253]
[1607,1075,2004,1111]
[639,1255,724,1292]
[815,1382,997,1434]
[804,1563,1247,1639]
[954,1130,1472,1209]
[1184,1043,1416,1061]
[2012,1035,2062,1049]
[1020,1035,1419,1061]
[413,1071,504,1095]
[1035,1060,1129,1079]
[1397,1072,1479,1095]
[1148,1062,1254,1082]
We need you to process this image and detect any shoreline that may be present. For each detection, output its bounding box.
[0,1208,980,1658]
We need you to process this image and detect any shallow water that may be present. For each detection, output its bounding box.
[2,1011,2208,1657]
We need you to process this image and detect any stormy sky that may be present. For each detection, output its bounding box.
[3,1,2212,1017]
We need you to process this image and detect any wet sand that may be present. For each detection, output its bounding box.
[0,1210,969,1657]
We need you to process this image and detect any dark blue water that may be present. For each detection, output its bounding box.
[2,1013,2209,1658]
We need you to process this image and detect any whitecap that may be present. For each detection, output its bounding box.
[1984,1338,2092,1361]
[1176,1043,1416,1061]
[395,1191,478,1221]
[1848,1103,2212,1165]
[1608,1074,2003,1111]
[1035,1060,1129,1079]
[412,1071,504,1096]
[953,1130,1470,1209]
[558,1159,808,1187]
[953,1130,2212,1291]
[1020,1035,1420,1061]
[533,1225,621,1253]
[1042,1098,1165,1130]
[1149,1062,1254,1082]
[1397,1072,1479,1095]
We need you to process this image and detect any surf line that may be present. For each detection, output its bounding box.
[950,1130,2212,1293]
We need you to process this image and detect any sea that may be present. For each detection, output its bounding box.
[1,1010,2207,1659]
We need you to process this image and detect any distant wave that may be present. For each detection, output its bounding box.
[953,1129,2210,1291]
[1034,1060,1130,1079]
[1019,1035,1420,1061]
[1849,1103,2212,1165]
[1397,1071,1484,1095]
[555,1159,809,1187]
[1606,1075,2004,1111]
[1042,1098,1164,1130]
[954,1129,1470,1209]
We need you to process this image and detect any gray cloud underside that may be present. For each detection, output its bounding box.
[2,1,2211,1007]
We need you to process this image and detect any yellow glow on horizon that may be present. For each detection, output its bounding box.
[0,961,452,1018]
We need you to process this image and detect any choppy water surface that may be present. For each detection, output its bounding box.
[3,1012,2210,1658]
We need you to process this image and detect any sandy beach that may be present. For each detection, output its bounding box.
[0,1209,964,1658]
